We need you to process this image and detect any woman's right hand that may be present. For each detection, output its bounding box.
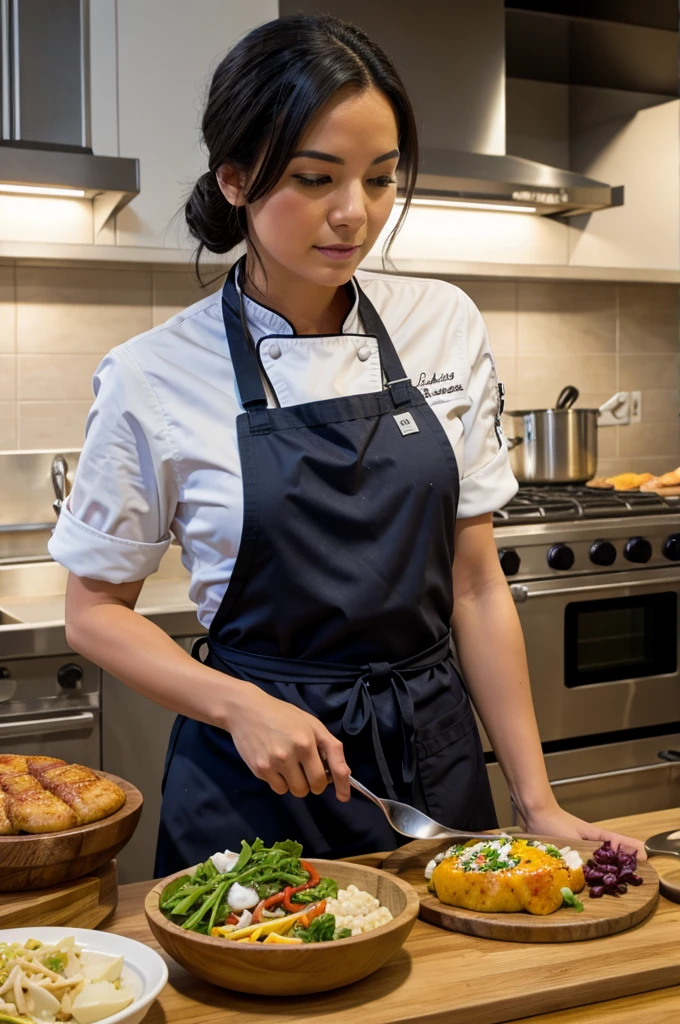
[222,680,352,802]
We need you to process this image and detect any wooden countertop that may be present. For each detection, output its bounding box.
[104,808,680,1024]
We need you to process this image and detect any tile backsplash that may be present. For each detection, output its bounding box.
[0,261,678,478]
[450,278,680,479]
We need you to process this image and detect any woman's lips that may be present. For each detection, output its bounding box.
[314,245,361,261]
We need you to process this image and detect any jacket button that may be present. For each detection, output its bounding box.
[268,342,282,359]
[357,344,371,361]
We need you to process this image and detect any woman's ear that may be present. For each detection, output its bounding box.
[216,163,247,206]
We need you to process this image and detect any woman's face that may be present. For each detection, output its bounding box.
[223,86,400,288]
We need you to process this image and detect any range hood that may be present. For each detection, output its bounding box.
[412,148,623,217]
[0,0,139,231]
[279,0,622,217]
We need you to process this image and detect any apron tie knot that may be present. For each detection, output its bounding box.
[341,663,417,801]
[366,662,392,688]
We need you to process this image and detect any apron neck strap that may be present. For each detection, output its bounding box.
[221,256,411,408]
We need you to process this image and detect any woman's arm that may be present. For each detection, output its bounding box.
[450,514,554,820]
[65,573,351,801]
[450,514,646,857]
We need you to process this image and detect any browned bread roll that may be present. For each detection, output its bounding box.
[35,763,126,825]
[1,772,78,834]
[0,754,29,777]
[24,755,67,780]
[0,791,17,835]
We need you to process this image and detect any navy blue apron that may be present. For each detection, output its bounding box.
[155,257,497,876]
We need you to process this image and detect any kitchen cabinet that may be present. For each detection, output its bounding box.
[101,634,204,885]
[95,0,278,252]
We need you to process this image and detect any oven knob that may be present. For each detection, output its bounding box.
[57,663,83,690]
[589,540,617,567]
[547,544,575,571]
[624,537,652,564]
[662,534,680,561]
[498,548,521,577]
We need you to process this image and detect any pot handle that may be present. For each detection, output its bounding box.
[506,437,523,450]
[555,385,579,410]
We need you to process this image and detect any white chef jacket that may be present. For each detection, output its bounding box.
[48,268,518,628]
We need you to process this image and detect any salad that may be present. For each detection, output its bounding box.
[0,935,134,1024]
[159,838,393,944]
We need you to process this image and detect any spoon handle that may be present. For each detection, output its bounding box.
[349,775,385,808]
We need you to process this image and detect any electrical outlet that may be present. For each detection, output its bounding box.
[630,391,642,423]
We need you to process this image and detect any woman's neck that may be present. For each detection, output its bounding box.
[241,255,351,336]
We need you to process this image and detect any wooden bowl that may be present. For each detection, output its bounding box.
[145,858,419,996]
[0,775,142,891]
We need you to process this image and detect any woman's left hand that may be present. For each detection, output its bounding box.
[522,804,647,861]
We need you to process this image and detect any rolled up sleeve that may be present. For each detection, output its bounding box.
[48,346,178,582]
[457,295,518,519]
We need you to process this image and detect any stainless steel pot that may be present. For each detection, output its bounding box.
[503,387,624,484]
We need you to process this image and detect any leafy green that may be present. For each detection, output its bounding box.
[291,913,338,943]
[232,840,252,874]
[159,874,191,909]
[42,951,68,974]
[271,839,303,859]
[561,887,584,912]
[159,837,312,933]
[291,877,338,903]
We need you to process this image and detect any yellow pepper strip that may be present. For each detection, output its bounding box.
[248,927,264,943]
[212,904,317,941]
[262,933,304,945]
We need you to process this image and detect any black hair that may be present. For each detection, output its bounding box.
[185,13,418,284]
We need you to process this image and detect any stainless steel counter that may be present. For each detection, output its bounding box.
[0,545,204,656]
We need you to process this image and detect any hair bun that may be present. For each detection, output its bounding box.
[185,170,244,255]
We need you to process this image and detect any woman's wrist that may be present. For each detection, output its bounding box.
[510,783,560,823]
[206,670,265,733]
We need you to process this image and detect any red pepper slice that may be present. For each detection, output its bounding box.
[299,899,327,929]
[225,913,240,926]
[283,861,322,911]
[252,890,286,924]
[282,886,298,913]
[300,860,320,888]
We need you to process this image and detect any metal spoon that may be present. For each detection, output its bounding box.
[349,775,496,842]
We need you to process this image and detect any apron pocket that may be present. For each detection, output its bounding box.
[415,699,484,830]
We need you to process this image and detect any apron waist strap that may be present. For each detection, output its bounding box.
[195,634,452,800]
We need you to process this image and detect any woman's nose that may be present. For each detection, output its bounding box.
[328,183,368,231]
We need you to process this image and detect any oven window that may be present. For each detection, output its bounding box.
[565,592,677,687]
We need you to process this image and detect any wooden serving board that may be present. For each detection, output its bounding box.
[0,860,117,929]
[382,836,659,942]
[0,775,142,891]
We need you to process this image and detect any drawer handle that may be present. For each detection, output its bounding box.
[0,711,95,738]
[550,759,679,787]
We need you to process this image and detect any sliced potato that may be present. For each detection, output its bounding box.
[71,980,133,1024]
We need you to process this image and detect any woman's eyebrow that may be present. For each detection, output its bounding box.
[290,148,400,165]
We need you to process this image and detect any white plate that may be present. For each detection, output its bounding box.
[0,926,168,1024]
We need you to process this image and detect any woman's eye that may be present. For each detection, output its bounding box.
[368,176,397,188]
[292,175,332,188]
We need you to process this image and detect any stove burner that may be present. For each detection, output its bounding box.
[495,485,680,525]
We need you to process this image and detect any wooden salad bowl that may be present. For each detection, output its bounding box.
[0,775,142,892]
[145,857,420,996]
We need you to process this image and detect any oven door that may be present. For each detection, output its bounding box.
[0,655,101,768]
[486,731,680,827]
[508,567,680,743]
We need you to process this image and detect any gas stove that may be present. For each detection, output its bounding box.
[485,484,680,831]
[494,485,680,583]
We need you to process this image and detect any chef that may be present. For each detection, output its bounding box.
[50,13,645,873]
